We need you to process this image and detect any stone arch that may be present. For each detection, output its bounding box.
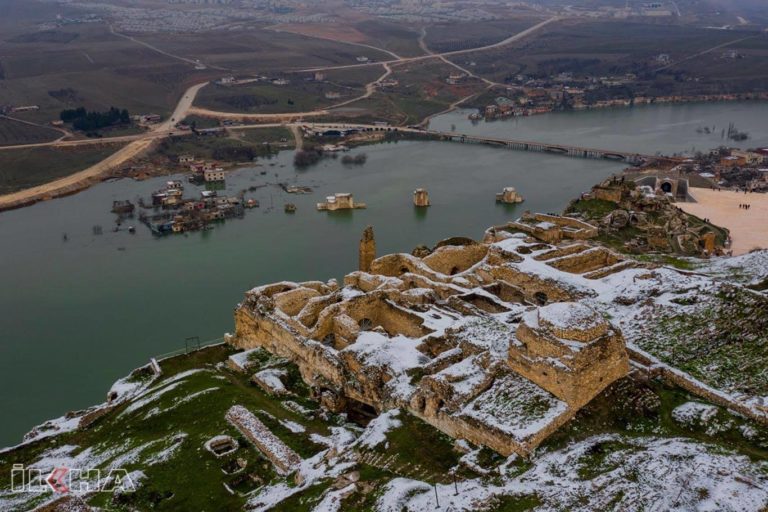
[660,181,673,194]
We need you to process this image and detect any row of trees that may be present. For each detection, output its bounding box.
[60,107,130,132]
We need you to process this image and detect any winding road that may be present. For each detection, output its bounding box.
[0,17,561,211]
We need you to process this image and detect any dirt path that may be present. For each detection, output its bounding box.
[268,25,404,61]
[298,16,560,73]
[186,107,330,121]
[0,114,71,143]
[655,35,757,72]
[0,139,153,211]
[289,124,303,151]
[0,80,207,210]
[678,187,768,255]
[109,25,227,71]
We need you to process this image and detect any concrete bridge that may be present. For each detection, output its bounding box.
[427,131,662,165]
[305,123,675,165]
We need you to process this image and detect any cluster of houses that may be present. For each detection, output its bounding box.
[178,155,227,184]
[143,180,254,235]
[475,85,768,121]
[682,147,768,191]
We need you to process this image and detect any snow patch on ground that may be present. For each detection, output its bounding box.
[375,434,768,512]
[672,401,720,426]
[355,410,402,450]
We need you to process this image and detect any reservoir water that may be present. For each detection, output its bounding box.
[1,101,768,446]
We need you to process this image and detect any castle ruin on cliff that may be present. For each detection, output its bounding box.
[229,220,636,457]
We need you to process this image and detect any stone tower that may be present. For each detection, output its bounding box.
[413,188,430,207]
[359,226,376,272]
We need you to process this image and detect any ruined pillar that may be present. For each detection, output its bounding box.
[359,226,376,272]
[413,188,430,207]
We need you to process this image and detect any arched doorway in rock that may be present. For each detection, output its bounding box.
[660,181,673,194]
[533,291,548,306]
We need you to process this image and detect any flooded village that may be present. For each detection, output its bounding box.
[111,155,284,236]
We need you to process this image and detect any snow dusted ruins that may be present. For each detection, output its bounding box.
[229,219,643,457]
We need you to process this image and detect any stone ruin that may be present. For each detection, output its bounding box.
[507,212,598,244]
[496,187,524,204]
[570,177,726,256]
[413,188,430,207]
[230,224,634,457]
[317,193,366,211]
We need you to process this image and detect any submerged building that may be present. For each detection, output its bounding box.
[413,188,430,207]
[496,187,524,204]
[317,193,367,211]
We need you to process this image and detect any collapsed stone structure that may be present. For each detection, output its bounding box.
[230,222,633,457]
[507,212,598,244]
[569,177,726,256]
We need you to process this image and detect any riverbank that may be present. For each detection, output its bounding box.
[0,140,150,213]
[467,93,768,122]
[678,187,768,255]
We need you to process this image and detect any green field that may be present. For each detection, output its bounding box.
[354,19,425,57]
[462,19,768,94]
[423,18,540,53]
[0,117,61,146]
[155,129,293,164]
[0,144,124,194]
[195,81,360,114]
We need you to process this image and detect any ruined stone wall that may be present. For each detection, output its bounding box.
[407,403,576,458]
[510,327,629,408]
[591,186,623,203]
[627,347,768,427]
[273,288,321,317]
[532,213,599,239]
[233,308,345,389]
[546,247,620,274]
[422,244,489,275]
[487,266,576,303]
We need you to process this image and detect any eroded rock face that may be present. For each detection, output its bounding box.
[573,177,726,256]
[231,227,633,457]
